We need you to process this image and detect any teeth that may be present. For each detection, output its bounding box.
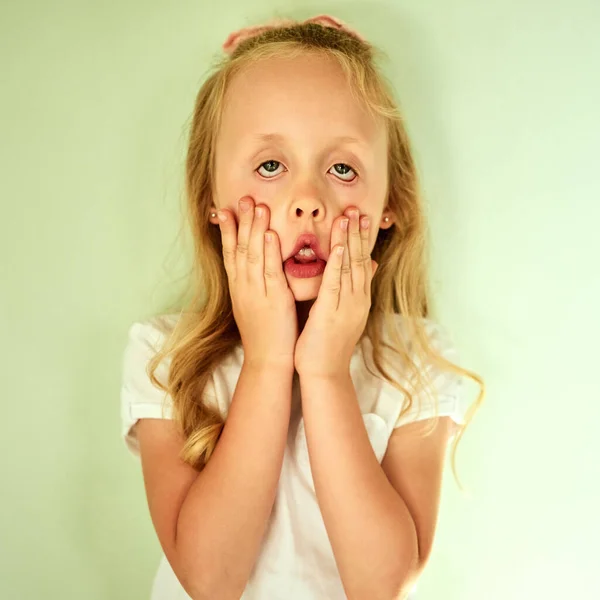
[296,247,316,257]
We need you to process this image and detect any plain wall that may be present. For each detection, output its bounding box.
[2,0,598,598]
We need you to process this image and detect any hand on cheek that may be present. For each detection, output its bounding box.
[294,207,378,377]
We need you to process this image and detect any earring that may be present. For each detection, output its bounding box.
[383,216,390,223]
[210,212,217,219]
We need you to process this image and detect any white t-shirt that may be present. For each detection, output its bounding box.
[120,313,467,599]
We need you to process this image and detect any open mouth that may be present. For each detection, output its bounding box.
[284,247,326,278]
[293,256,318,264]
[293,247,320,264]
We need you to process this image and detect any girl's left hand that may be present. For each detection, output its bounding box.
[294,208,378,378]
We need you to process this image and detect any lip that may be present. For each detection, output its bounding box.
[285,233,328,262]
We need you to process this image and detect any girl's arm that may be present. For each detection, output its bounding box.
[299,372,452,600]
[136,361,293,600]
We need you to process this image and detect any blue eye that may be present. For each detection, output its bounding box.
[257,160,284,178]
[329,163,357,182]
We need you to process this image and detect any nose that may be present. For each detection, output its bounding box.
[290,196,326,223]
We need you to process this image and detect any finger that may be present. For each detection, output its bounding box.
[236,197,254,276]
[340,216,352,298]
[263,229,286,296]
[369,260,378,303]
[347,209,364,295]
[360,215,371,295]
[330,215,348,254]
[321,243,345,312]
[247,203,268,287]
[217,209,237,282]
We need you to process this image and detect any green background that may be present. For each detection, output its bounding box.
[2,0,598,598]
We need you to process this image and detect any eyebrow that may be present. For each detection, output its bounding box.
[252,133,365,146]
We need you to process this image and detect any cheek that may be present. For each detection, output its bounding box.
[213,156,254,209]
[217,170,281,214]
[245,181,281,207]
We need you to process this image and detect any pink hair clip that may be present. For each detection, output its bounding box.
[222,14,367,56]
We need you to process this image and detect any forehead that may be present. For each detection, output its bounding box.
[219,52,386,146]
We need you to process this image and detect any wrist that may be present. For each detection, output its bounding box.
[296,366,351,382]
[243,357,295,375]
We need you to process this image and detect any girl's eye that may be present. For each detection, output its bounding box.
[329,163,357,182]
[256,160,357,182]
[257,160,284,178]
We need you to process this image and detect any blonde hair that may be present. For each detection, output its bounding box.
[147,20,485,490]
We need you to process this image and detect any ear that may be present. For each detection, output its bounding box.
[379,208,395,230]
[208,206,220,226]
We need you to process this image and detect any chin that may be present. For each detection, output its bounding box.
[286,274,323,301]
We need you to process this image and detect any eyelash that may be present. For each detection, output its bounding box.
[256,160,358,182]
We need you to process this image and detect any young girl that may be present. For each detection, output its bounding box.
[120,14,483,600]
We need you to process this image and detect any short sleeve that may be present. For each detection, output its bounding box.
[120,320,174,458]
[393,320,466,429]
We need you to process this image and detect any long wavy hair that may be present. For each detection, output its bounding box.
[146,19,485,490]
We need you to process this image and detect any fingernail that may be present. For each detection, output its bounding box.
[217,210,227,222]
[340,218,349,231]
[348,209,359,221]
[239,200,250,212]
[256,207,264,218]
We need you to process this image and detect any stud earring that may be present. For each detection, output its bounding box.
[383,216,390,223]
[210,212,217,219]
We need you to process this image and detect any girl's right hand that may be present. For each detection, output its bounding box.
[217,196,298,370]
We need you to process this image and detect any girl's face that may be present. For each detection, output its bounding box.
[212,52,392,301]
